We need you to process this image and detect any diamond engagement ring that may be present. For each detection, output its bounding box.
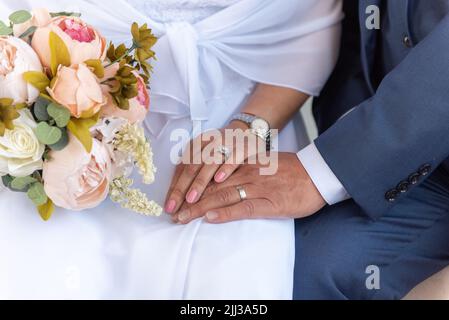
[217,145,231,161]
[236,186,247,201]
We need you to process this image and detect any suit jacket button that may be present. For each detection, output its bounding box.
[403,35,413,48]
[408,173,421,185]
[397,181,409,193]
[385,189,398,202]
[418,164,432,176]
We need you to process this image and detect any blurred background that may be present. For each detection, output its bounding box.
[301,98,318,141]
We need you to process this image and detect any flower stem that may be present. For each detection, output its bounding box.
[105,44,137,68]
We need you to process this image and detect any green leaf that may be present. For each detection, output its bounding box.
[32,171,42,181]
[23,71,50,92]
[48,128,68,150]
[49,31,71,76]
[9,10,32,24]
[1,175,14,188]
[47,103,70,127]
[19,25,37,38]
[35,122,62,145]
[33,96,52,121]
[131,22,140,42]
[50,12,81,18]
[84,59,105,78]
[0,21,13,35]
[27,182,47,206]
[11,176,37,191]
[0,26,13,36]
[37,198,54,221]
[67,119,93,153]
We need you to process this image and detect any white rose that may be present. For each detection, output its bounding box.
[0,36,43,105]
[0,109,45,177]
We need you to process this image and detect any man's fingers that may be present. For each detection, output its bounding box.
[185,164,220,205]
[205,199,274,224]
[203,170,252,198]
[165,164,203,214]
[176,184,257,224]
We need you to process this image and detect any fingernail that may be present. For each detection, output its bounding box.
[215,172,226,182]
[206,211,218,221]
[165,199,176,213]
[178,210,190,222]
[186,190,198,203]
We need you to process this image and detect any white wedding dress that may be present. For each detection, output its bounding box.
[0,0,342,299]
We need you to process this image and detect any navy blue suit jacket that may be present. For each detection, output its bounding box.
[313,0,449,219]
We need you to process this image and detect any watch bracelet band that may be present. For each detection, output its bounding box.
[230,113,256,125]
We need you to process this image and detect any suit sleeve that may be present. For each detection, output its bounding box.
[314,14,449,219]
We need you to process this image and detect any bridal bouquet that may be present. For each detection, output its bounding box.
[0,8,162,220]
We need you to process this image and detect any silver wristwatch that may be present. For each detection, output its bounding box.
[230,113,271,151]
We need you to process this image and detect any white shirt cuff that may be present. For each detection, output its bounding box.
[297,143,351,205]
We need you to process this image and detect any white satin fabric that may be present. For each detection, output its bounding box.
[0,0,342,299]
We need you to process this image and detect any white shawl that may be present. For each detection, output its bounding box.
[0,0,342,124]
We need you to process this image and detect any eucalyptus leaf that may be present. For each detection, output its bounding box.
[27,182,48,206]
[0,26,13,36]
[48,128,69,151]
[9,10,32,24]
[50,12,81,18]
[36,122,62,145]
[1,175,13,188]
[11,176,37,191]
[33,96,51,121]
[19,25,37,38]
[47,103,70,128]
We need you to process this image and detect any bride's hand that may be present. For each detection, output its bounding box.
[164,120,265,217]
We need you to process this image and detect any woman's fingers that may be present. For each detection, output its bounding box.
[185,163,221,204]
[165,164,203,214]
[214,151,245,183]
[214,135,263,183]
[186,141,238,203]
[205,199,275,224]
[175,184,257,224]
[164,163,184,213]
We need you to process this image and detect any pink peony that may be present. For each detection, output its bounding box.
[43,134,112,211]
[31,16,106,69]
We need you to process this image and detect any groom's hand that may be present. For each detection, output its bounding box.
[173,152,326,224]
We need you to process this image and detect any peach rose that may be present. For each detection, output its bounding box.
[0,36,43,104]
[31,16,106,69]
[42,134,112,211]
[101,68,150,123]
[12,8,51,40]
[47,63,106,118]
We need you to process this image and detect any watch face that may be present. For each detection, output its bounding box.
[250,118,269,136]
